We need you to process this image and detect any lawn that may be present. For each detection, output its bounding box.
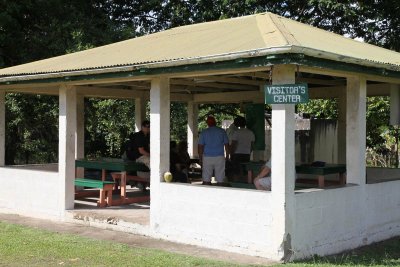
[0,221,399,266]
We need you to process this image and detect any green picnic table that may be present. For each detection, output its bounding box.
[241,161,346,188]
[75,158,150,206]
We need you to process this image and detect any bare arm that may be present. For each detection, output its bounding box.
[224,143,230,160]
[138,147,150,157]
[255,166,270,179]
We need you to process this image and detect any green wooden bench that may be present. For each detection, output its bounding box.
[74,178,115,207]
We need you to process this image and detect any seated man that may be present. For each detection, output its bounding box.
[126,120,150,169]
[253,160,272,190]
[253,160,297,190]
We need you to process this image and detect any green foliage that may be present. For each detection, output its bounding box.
[5,94,58,165]
[198,104,241,131]
[85,98,135,159]
[297,99,338,119]
[170,102,187,142]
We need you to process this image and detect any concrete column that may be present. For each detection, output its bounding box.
[337,87,347,164]
[187,101,198,157]
[75,94,85,177]
[0,91,5,166]
[59,85,77,211]
[271,65,296,261]
[390,84,400,125]
[346,76,366,185]
[135,98,147,132]
[149,77,170,226]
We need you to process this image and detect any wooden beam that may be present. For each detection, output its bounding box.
[195,76,265,86]
[193,91,264,103]
[171,79,256,91]
[77,86,148,98]
[297,77,346,86]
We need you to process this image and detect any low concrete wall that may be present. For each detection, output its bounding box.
[367,167,400,183]
[293,181,400,259]
[0,165,61,219]
[152,183,275,258]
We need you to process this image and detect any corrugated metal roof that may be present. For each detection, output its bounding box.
[1,12,400,80]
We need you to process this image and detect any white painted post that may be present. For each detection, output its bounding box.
[75,94,84,177]
[271,65,296,261]
[187,101,198,157]
[135,98,147,132]
[337,87,347,164]
[0,91,5,166]
[346,76,366,185]
[390,84,400,125]
[59,85,77,212]
[149,77,170,226]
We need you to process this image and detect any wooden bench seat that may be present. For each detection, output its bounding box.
[111,172,150,191]
[74,178,115,207]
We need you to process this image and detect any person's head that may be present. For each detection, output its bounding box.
[233,117,241,127]
[238,116,246,128]
[206,116,216,127]
[141,120,150,135]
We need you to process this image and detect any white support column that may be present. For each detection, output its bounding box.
[135,98,147,132]
[149,77,170,226]
[0,91,5,166]
[59,85,77,212]
[337,87,347,164]
[346,76,366,185]
[271,65,296,261]
[390,84,400,125]
[187,101,198,157]
[75,94,85,177]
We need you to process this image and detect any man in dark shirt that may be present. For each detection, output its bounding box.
[126,120,150,168]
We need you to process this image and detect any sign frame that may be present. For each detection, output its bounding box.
[265,83,309,104]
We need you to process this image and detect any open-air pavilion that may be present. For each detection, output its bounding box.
[1,12,400,261]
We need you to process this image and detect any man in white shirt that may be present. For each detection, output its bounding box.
[230,117,255,181]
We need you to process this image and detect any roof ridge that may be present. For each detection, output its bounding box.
[266,12,301,46]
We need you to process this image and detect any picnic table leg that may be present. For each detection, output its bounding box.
[101,169,106,181]
[121,171,127,204]
[98,189,107,208]
[247,170,253,184]
[105,184,113,206]
[339,172,346,185]
[318,175,325,188]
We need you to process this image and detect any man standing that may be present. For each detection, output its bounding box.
[126,120,150,169]
[230,117,255,181]
[198,116,230,185]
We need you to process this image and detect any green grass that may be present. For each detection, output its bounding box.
[0,221,399,267]
[0,222,242,267]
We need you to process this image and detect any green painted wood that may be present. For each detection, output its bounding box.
[241,161,346,176]
[74,178,114,188]
[295,164,346,175]
[75,159,149,172]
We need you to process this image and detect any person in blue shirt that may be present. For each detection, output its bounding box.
[198,116,230,185]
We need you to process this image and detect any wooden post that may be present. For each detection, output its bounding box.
[59,85,77,211]
[135,98,147,132]
[149,77,170,226]
[75,94,84,178]
[337,87,346,164]
[271,64,296,261]
[187,101,198,157]
[346,76,366,184]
